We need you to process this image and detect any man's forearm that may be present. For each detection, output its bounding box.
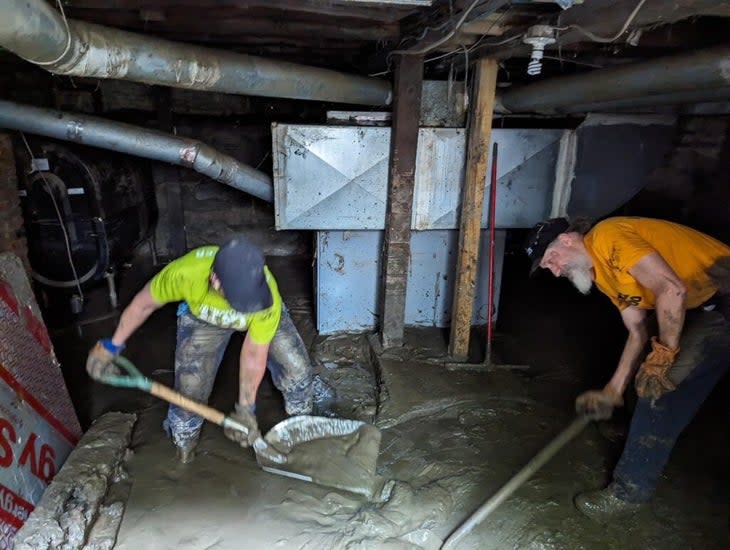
[111,285,159,346]
[607,330,648,395]
[238,337,269,407]
[654,289,686,350]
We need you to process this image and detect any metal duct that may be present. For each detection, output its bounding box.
[499,45,730,114]
[0,0,392,106]
[0,100,274,203]
[566,87,730,114]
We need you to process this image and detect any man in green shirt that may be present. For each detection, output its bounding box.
[86,237,314,463]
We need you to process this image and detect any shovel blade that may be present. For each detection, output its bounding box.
[256,416,382,499]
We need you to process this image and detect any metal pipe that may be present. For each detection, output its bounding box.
[0,0,392,106]
[564,87,730,114]
[499,45,730,114]
[0,100,274,202]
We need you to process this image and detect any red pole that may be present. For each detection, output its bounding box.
[486,142,498,364]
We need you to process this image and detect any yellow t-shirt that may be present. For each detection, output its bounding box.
[149,246,282,344]
[583,217,730,310]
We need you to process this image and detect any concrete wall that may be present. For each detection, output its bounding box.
[0,133,29,272]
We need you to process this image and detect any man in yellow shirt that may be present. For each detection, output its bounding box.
[85,237,315,463]
[525,216,730,521]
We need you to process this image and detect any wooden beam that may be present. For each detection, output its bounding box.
[448,58,498,361]
[487,0,730,59]
[379,54,423,349]
[402,0,509,54]
[65,1,414,23]
[67,11,400,41]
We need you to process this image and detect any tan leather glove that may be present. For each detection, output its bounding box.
[223,404,261,448]
[575,386,624,420]
[635,337,679,401]
[86,340,121,381]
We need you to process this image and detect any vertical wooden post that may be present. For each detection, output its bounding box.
[380,54,424,349]
[448,58,499,360]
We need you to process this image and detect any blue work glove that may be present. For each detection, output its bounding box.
[86,338,124,381]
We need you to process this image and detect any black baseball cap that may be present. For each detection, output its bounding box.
[524,217,570,274]
[213,237,273,313]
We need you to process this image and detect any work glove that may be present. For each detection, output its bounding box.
[86,339,123,381]
[635,337,679,401]
[575,386,623,421]
[223,404,261,448]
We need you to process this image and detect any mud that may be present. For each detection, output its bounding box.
[260,420,382,498]
[49,254,728,550]
[14,412,136,550]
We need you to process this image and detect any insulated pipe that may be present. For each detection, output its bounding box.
[0,100,274,203]
[565,86,730,114]
[499,45,730,114]
[0,0,392,106]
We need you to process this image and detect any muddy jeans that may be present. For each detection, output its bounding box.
[612,307,730,503]
[165,304,314,447]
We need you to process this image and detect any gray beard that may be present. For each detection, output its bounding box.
[566,265,593,295]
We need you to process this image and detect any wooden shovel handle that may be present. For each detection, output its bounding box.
[150,381,226,427]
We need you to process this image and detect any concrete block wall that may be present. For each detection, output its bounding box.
[152,123,309,261]
[0,133,30,273]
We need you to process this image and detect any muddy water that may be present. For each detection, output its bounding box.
[110,329,726,550]
[51,256,727,550]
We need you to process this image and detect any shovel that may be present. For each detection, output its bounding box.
[101,355,383,498]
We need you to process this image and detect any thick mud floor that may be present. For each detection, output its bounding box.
[50,253,728,549]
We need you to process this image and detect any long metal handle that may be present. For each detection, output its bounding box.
[485,142,498,365]
[441,415,591,550]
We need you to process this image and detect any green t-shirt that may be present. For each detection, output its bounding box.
[149,246,282,344]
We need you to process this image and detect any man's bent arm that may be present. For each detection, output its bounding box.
[111,283,163,346]
[238,334,269,408]
[606,306,649,395]
[629,252,687,350]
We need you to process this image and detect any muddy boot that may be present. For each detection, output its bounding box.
[175,436,199,464]
[574,486,644,523]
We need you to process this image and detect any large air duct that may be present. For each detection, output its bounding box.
[567,87,730,114]
[499,45,730,114]
[0,0,392,106]
[0,100,274,202]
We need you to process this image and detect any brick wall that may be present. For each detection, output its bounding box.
[0,133,30,272]
[623,115,730,243]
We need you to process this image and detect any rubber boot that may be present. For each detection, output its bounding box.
[574,486,644,523]
[175,435,200,464]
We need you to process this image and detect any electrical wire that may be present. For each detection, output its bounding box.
[391,0,500,56]
[469,31,522,52]
[556,0,648,44]
[370,5,518,77]
[20,133,85,303]
[542,55,604,69]
[396,4,459,49]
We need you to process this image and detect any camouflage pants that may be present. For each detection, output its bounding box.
[165,304,313,446]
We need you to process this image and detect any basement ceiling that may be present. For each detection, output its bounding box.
[0,0,729,94]
[53,0,730,82]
